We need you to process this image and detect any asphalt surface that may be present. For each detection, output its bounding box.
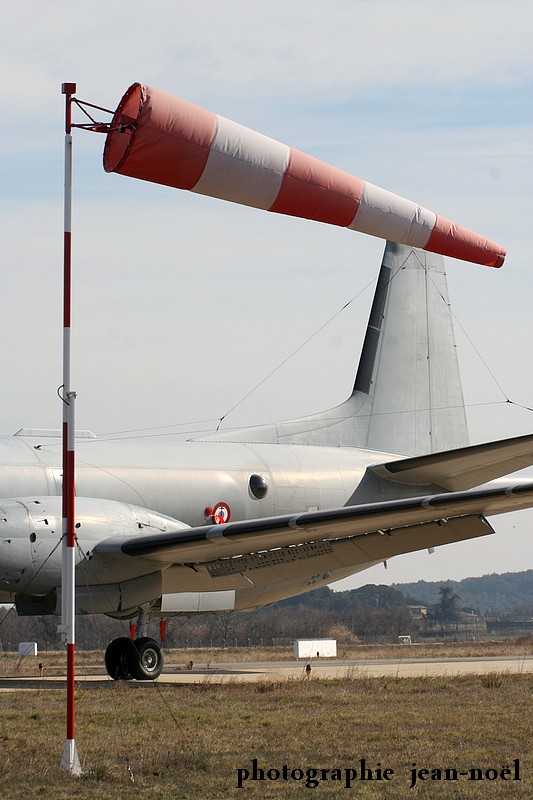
[1,654,532,689]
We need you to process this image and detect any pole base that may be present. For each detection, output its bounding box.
[60,738,82,776]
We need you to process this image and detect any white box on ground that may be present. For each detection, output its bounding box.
[294,639,337,659]
[18,642,38,657]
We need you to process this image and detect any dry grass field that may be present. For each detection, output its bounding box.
[1,667,531,799]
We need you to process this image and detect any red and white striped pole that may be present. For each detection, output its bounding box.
[59,82,81,777]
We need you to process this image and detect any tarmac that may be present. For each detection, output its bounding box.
[1,654,532,689]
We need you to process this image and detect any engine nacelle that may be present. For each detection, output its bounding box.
[0,495,190,612]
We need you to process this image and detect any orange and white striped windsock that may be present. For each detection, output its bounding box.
[104,84,505,268]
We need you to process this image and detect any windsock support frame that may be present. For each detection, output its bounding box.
[56,86,117,777]
[58,81,81,778]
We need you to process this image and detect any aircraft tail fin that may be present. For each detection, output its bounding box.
[196,241,469,456]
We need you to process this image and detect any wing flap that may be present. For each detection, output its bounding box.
[201,516,493,587]
[370,434,533,491]
[93,481,533,565]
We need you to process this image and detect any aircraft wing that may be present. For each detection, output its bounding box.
[369,433,533,492]
[93,482,533,567]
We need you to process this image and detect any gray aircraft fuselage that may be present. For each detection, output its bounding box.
[0,434,403,609]
[4,244,528,631]
[0,435,388,526]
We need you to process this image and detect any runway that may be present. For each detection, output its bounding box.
[1,654,532,689]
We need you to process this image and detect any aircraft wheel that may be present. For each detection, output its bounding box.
[105,636,135,680]
[128,637,164,681]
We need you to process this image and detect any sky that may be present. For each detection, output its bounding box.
[1,0,532,590]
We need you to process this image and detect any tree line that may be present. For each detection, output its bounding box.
[393,569,533,614]
[1,575,530,652]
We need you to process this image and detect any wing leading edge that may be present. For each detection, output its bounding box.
[93,482,533,567]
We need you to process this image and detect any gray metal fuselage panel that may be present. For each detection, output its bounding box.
[0,436,383,525]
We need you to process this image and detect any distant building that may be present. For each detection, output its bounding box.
[407,605,428,619]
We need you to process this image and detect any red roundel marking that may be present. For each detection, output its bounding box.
[212,502,231,524]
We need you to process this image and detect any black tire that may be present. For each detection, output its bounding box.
[128,637,164,681]
[105,637,135,680]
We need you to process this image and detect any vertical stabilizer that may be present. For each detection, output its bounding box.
[197,242,469,455]
[351,241,469,454]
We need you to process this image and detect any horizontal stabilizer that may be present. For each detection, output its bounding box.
[370,433,533,491]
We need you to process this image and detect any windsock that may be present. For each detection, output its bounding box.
[104,83,505,268]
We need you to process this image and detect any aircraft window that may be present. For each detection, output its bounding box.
[249,473,268,499]
[29,532,36,543]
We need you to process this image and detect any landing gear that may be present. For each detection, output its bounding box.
[104,604,165,681]
[104,636,135,680]
[128,637,164,680]
[105,636,164,681]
